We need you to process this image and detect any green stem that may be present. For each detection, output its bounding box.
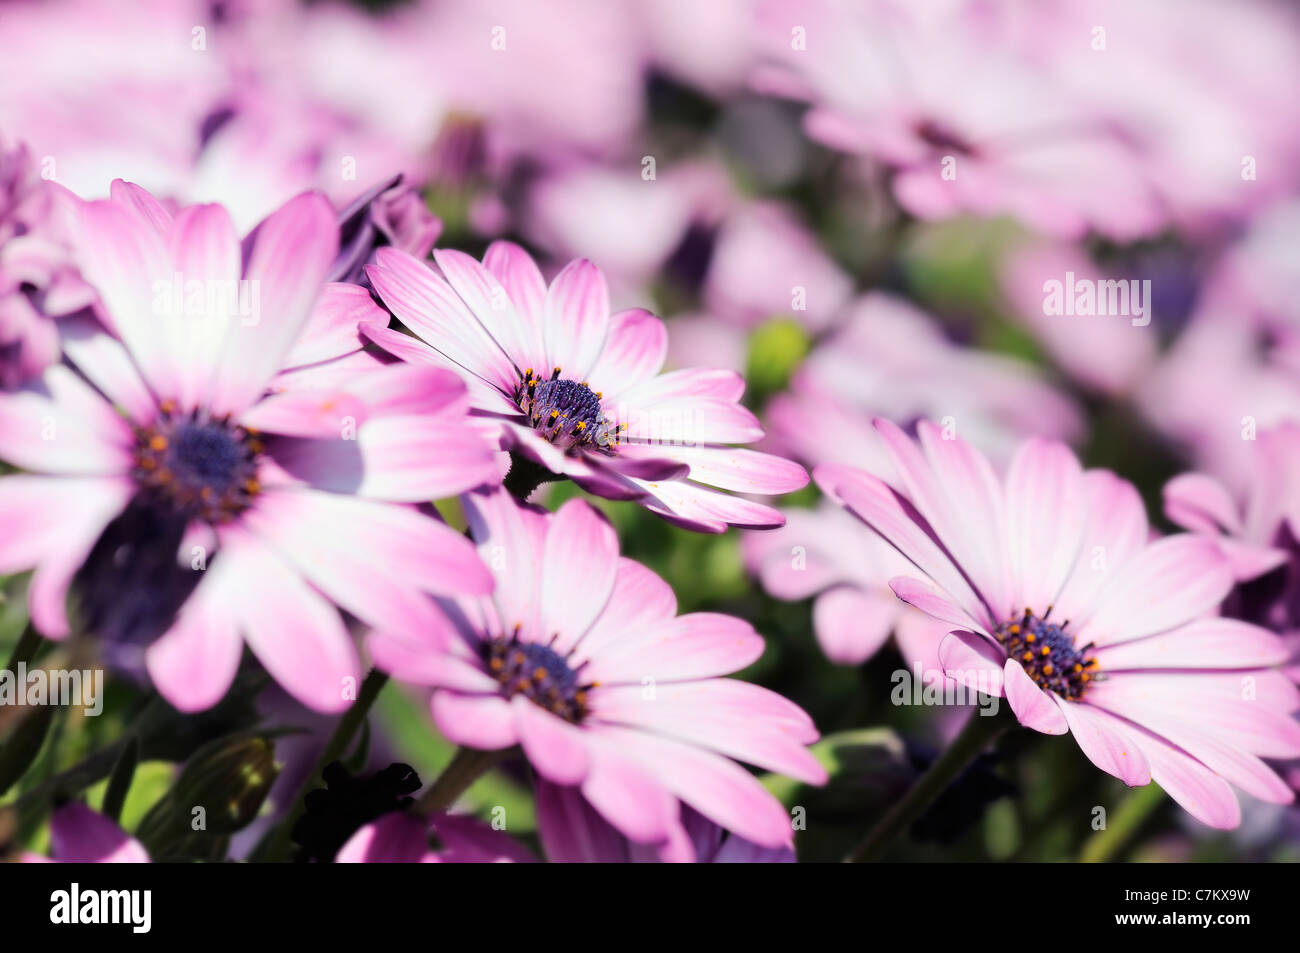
[414,746,504,814]
[4,622,42,672]
[1079,783,1165,863]
[845,710,1010,862]
[250,668,389,862]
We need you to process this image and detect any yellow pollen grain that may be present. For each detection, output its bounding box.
[150,434,168,452]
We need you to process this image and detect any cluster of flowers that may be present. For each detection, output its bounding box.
[2,0,1299,862]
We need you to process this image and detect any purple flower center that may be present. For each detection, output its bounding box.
[133,403,262,523]
[515,367,620,452]
[994,607,1099,700]
[484,630,592,723]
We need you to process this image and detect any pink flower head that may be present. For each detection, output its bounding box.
[817,420,1300,828]
[537,782,795,863]
[336,811,535,864]
[1164,424,1300,584]
[0,182,499,713]
[21,802,149,863]
[369,487,827,854]
[362,243,808,531]
[1,137,96,389]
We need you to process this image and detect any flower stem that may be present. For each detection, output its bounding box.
[250,668,389,862]
[4,621,43,672]
[414,746,504,814]
[1079,783,1165,863]
[845,710,1009,862]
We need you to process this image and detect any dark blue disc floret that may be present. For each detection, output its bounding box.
[484,627,593,723]
[993,606,1099,700]
[515,366,622,452]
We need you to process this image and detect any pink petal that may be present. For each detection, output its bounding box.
[366,247,518,391]
[813,586,897,665]
[1163,472,1242,534]
[542,499,619,653]
[242,489,488,638]
[462,486,549,642]
[628,477,788,533]
[1003,660,1068,735]
[367,631,497,691]
[537,781,634,862]
[589,683,825,784]
[282,282,385,370]
[1094,618,1288,671]
[822,464,990,628]
[75,194,177,400]
[58,312,157,423]
[1083,536,1233,647]
[166,203,242,410]
[586,308,668,400]
[582,613,764,684]
[239,388,369,438]
[49,803,148,863]
[586,725,795,849]
[1004,437,1088,614]
[1130,727,1241,829]
[618,397,763,445]
[336,813,429,863]
[578,750,682,850]
[544,258,610,381]
[512,696,591,785]
[437,246,542,372]
[0,475,133,639]
[938,631,1006,697]
[1056,699,1151,786]
[617,367,745,404]
[482,240,547,330]
[217,526,359,713]
[0,366,135,475]
[573,557,678,660]
[359,321,519,414]
[431,691,519,750]
[211,192,339,416]
[648,445,808,495]
[145,557,244,713]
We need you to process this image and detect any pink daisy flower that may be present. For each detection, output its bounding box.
[368,486,827,853]
[537,782,795,863]
[361,242,808,531]
[336,811,535,864]
[0,182,499,713]
[816,419,1300,828]
[1164,423,1300,584]
[21,802,149,863]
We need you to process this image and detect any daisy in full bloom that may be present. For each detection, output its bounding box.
[537,782,794,863]
[816,419,1300,828]
[361,241,807,531]
[368,486,826,853]
[21,803,149,863]
[0,181,499,713]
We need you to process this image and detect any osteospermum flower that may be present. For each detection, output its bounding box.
[21,803,149,863]
[537,782,794,863]
[0,181,499,713]
[816,419,1300,828]
[368,486,826,852]
[360,242,807,531]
